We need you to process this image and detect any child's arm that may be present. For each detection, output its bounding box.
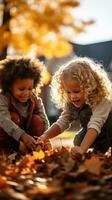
[71,98,112,157]
[71,128,97,158]
[71,129,97,158]
[81,98,112,153]
[38,103,80,144]
[39,104,77,141]
[39,124,61,141]
[80,128,97,152]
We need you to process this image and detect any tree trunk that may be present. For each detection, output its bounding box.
[0,0,10,60]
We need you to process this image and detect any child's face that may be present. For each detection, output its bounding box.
[62,78,85,108]
[11,78,34,103]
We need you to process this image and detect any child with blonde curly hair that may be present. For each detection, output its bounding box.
[0,56,49,154]
[40,57,112,156]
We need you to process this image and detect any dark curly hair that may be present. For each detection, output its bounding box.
[0,56,46,94]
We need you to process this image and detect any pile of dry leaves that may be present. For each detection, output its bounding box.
[0,144,112,200]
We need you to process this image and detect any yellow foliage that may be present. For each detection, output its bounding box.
[0,0,93,58]
[42,39,73,59]
[57,131,75,139]
[33,150,45,160]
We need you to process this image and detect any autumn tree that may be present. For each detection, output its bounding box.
[0,0,92,59]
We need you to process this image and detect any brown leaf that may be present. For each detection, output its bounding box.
[84,155,104,175]
[0,176,8,189]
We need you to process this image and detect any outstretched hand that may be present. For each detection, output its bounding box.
[36,136,52,151]
[37,134,48,142]
[71,145,84,159]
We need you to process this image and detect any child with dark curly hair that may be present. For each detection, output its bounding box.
[0,56,49,154]
[40,57,112,157]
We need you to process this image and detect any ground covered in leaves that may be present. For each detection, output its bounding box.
[0,145,112,200]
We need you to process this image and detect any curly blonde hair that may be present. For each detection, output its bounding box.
[50,57,112,109]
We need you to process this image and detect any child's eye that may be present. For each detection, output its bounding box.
[19,88,25,91]
[75,91,80,93]
[19,88,32,91]
[29,88,33,91]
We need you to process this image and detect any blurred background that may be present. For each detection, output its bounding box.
[0,0,112,125]
[45,0,112,124]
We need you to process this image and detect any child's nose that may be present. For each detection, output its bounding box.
[70,93,76,99]
[24,90,30,96]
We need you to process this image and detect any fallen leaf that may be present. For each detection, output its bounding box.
[33,150,45,160]
[84,155,104,175]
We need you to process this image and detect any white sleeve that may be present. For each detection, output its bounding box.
[55,104,78,132]
[87,99,112,134]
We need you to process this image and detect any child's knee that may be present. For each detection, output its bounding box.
[10,112,20,125]
[31,115,44,126]
[29,114,44,136]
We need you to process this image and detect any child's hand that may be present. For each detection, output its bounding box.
[20,132,37,150]
[35,137,52,151]
[19,141,28,154]
[38,134,47,142]
[35,136,44,145]
[44,139,52,151]
[71,145,84,159]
